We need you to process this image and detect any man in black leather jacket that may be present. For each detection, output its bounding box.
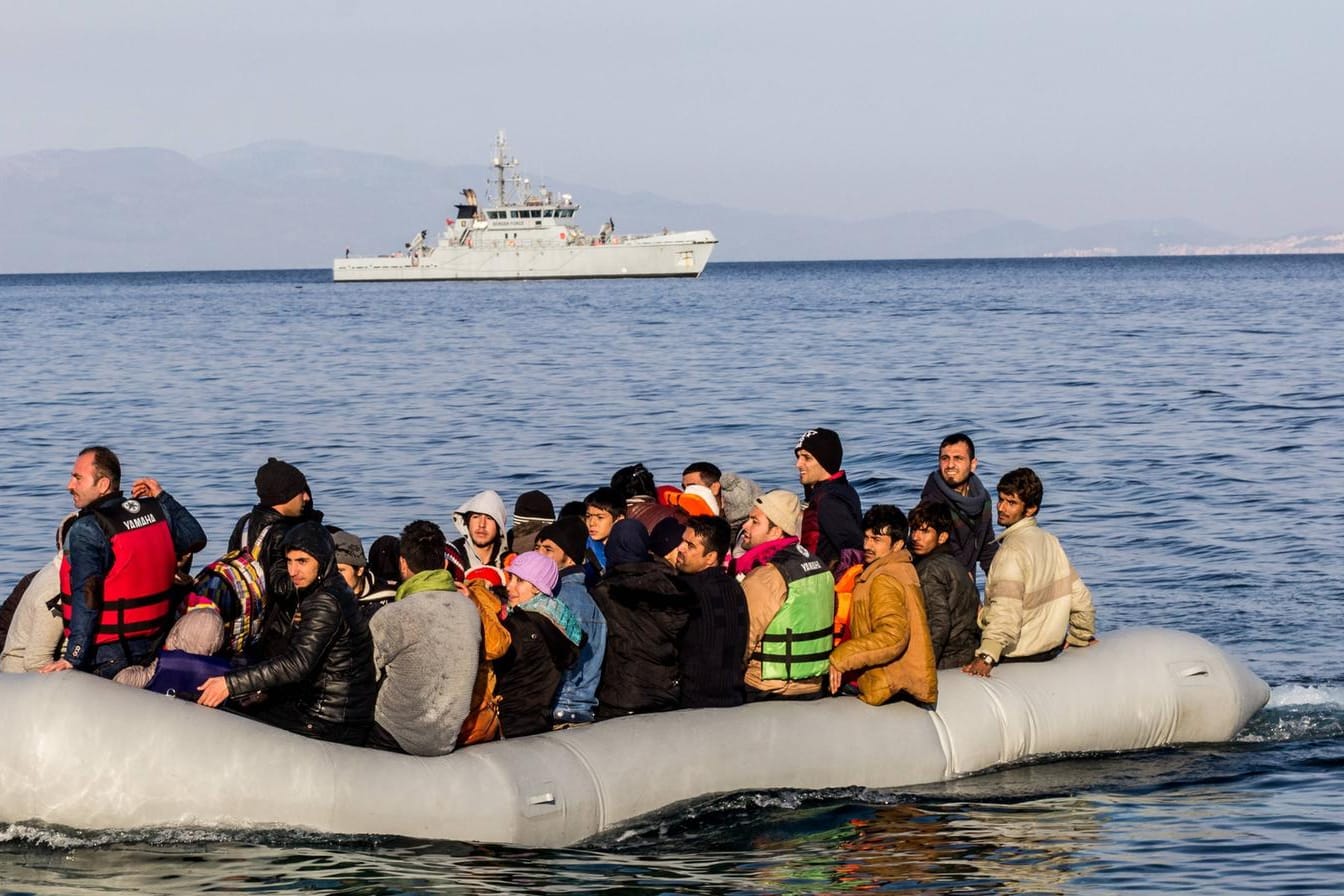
[198,522,377,746]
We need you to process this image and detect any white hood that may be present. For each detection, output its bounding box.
[452,489,507,539]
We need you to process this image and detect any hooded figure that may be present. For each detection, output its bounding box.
[447,490,509,580]
[203,521,377,746]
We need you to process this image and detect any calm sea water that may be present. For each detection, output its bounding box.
[1,257,1341,894]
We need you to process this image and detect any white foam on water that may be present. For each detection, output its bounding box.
[1237,683,1344,743]
[1266,683,1344,708]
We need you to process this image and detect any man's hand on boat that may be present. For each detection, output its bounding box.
[962,655,994,677]
[39,658,73,674]
[198,676,230,707]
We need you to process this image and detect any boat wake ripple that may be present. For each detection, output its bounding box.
[1236,683,1344,743]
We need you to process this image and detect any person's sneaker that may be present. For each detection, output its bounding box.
[552,709,595,729]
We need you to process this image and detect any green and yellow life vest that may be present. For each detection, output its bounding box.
[755,544,836,681]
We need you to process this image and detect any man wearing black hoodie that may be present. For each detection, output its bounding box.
[198,521,377,746]
[919,433,998,582]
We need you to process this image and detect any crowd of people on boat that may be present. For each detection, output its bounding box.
[0,430,1097,755]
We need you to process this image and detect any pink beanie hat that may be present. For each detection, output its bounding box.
[508,551,559,596]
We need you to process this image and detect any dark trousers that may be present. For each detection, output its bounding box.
[1001,645,1063,664]
[88,638,157,679]
[251,699,371,747]
[365,721,407,754]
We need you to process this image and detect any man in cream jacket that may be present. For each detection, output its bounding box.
[963,467,1095,677]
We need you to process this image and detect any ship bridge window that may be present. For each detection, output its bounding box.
[488,210,505,220]
[558,208,575,218]
[543,210,554,218]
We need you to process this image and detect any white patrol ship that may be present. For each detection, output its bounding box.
[333,132,717,282]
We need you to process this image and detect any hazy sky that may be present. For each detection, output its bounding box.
[4,1,1341,235]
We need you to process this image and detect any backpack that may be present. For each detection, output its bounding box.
[193,525,271,657]
[456,578,513,747]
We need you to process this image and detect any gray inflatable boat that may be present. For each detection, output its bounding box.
[0,627,1268,847]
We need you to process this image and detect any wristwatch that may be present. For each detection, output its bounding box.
[976,652,996,667]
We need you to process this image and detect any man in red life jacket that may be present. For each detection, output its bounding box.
[41,445,206,678]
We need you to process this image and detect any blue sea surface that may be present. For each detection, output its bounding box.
[1,256,1341,894]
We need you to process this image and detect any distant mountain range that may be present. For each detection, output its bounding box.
[1,142,1338,273]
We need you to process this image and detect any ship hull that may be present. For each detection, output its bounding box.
[333,232,716,282]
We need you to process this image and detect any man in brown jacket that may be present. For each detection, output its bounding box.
[828,505,937,707]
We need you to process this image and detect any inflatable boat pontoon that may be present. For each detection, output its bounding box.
[0,628,1268,847]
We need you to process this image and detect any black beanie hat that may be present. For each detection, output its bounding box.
[794,428,844,475]
[536,515,588,568]
[513,489,556,523]
[649,516,685,559]
[255,457,310,507]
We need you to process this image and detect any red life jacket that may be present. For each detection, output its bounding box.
[60,496,177,645]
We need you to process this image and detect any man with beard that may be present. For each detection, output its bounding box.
[41,446,206,678]
[198,521,377,745]
[963,468,1095,678]
[919,433,998,582]
[737,490,834,701]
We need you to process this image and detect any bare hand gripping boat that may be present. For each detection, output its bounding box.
[332,132,717,282]
[0,628,1268,847]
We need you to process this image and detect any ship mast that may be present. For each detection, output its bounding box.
[491,130,518,208]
